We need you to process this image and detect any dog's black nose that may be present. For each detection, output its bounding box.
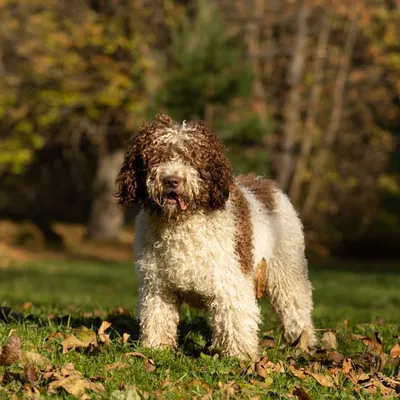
[164,175,181,188]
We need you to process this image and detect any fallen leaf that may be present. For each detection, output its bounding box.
[22,384,40,399]
[305,371,335,388]
[321,331,337,350]
[360,334,383,354]
[0,333,21,366]
[123,333,130,343]
[289,365,307,379]
[47,332,64,342]
[48,375,105,398]
[125,352,146,358]
[74,327,98,347]
[24,365,38,384]
[350,333,364,341]
[342,358,353,374]
[43,363,82,381]
[327,350,345,364]
[144,357,156,372]
[295,330,311,352]
[255,258,267,299]
[292,386,312,400]
[110,387,143,400]
[255,357,269,378]
[105,362,128,371]
[260,338,276,349]
[22,302,33,311]
[61,334,92,354]
[98,321,112,345]
[21,351,52,370]
[390,342,400,358]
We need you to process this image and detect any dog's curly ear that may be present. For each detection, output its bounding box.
[208,133,234,210]
[115,136,143,205]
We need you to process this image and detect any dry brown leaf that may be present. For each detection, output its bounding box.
[274,360,285,373]
[105,362,128,371]
[255,258,267,299]
[22,384,40,399]
[255,357,269,378]
[21,351,52,370]
[327,350,345,364]
[98,321,112,345]
[296,330,310,352]
[390,342,400,358]
[305,371,335,388]
[61,334,92,354]
[74,327,98,347]
[48,375,105,398]
[363,376,397,397]
[144,357,156,372]
[292,385,312,400]
[360,333,383,354]
[47,332,64,342]
[43,363,82,381]
[24,365,38,384]
[350,333,364,341]
[125,351,146,358]
[22,302,33,311]
[260,338,276,349]
[329,367,341,386]
[289,365,307,380]
[123,333,130,343]
[321,331,337,350]
[342,358,353,374]
[0,333,21,366]
[218,380,236,396]
[377,372,400,389]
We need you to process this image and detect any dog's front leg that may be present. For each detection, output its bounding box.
[209,278,261,360]
[137,286,180,349]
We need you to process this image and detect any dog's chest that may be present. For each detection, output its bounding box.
[147,211,237,293]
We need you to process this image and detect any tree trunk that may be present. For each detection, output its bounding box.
[278,0,311,191]
[301,17,357,219]
[87,149,125,241]
[289,11,331,206]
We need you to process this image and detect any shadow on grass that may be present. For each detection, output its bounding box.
[0,305,213,358]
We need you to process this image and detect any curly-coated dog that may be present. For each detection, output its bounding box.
[115,114,316,359]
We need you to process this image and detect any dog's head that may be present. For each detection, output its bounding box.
[115,114,233,218]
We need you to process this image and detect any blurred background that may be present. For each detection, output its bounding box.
[0,0,399,261]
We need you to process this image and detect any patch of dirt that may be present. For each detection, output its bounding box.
[0,220,134,267]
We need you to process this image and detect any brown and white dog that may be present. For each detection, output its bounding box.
[116,114,316,359]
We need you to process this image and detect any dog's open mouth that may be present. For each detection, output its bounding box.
[164,192,188,210]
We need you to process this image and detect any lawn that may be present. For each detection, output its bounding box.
[0,258,399,399]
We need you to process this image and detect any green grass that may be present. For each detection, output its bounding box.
[0,259,399,399]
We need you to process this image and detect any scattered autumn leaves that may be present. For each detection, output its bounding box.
[0,321,156,399]
[0,322,399,399]
[285,330,400,398]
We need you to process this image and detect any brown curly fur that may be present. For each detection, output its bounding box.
[235,173,277,213]
[115,114,233,213]
[231,184,254,275]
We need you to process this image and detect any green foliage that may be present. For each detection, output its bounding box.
[0,0,153,173]
[158,0,251,121]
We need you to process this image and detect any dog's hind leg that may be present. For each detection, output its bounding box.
[266,251,316,347]
[265,192,316,348]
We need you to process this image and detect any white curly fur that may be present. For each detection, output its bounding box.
[133,180,316,359]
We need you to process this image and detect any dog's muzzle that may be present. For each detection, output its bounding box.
[163,175,187,210]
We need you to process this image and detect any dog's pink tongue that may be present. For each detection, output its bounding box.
[178,197,187,210]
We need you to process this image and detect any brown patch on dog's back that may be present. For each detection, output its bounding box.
[231,184,254,275]
[235,173,277,213]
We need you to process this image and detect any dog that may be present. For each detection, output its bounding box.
[115,114,316,359]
